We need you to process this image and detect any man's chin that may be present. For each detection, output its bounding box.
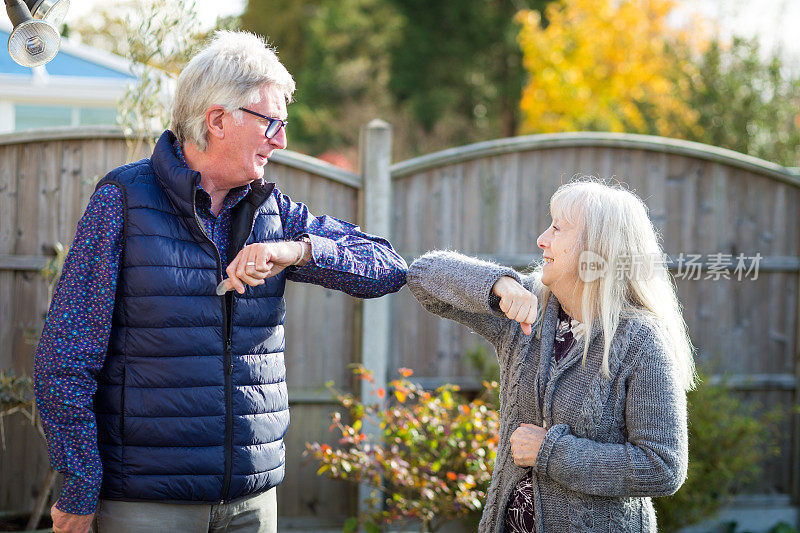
[250,163,266,180]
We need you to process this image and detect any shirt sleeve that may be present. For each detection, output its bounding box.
[33,184,124,515]
[275,188,407,298]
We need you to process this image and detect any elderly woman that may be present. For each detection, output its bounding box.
[407,180,694,532]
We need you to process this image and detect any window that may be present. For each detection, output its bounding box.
[79,107,118,126]
[14,104,72,130]
[13,104,119,130]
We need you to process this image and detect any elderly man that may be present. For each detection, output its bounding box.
[34,31,406,533]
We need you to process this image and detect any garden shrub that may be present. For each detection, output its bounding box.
[305,365,499,532]
[307,361,783,532]
[654,372,783,531]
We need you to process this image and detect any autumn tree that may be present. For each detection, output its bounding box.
[241,0,547,161]
[515,0,704,138]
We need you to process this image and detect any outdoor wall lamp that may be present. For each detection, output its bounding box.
[5,0,69,67]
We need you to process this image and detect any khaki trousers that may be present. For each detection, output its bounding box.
[93,488,277,533]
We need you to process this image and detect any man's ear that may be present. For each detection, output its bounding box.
[206,106,226,140]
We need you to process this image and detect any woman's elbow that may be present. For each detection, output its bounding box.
[647,457,688,496]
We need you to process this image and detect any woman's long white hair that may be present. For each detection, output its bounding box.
[535,179,696,391]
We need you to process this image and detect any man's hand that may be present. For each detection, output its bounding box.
[510,423,548,468]
[222,241,311,294]
[491,276,538,335]
[51,503,93,533]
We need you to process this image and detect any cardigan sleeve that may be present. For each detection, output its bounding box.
[407,250,525,347]
[534,333,689,498]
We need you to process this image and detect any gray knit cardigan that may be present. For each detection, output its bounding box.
[407,251,688,533]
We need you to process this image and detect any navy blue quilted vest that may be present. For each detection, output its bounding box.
[93,131,289,503]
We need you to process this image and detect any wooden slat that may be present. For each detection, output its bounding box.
[390,132,800,186]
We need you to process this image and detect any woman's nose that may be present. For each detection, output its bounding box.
[537,231,548,249]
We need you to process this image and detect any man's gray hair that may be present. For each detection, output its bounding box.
[171,30,295,151]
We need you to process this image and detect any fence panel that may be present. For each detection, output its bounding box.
[390,132,800,497]
[2,127,799,521]
[0,128,363,524]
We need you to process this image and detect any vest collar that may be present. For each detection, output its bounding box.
[152,130,202,219]
[151,130,276,219]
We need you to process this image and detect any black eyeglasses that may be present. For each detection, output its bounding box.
[239,107,288,139]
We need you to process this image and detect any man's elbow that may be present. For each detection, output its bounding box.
[364,266,407,298]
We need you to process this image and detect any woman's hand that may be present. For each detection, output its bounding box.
[491,276,538,335]
[510,423,548,467]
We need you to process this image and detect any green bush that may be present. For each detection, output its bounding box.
[653,373,783,532]
[308,354,783,532]
[305,365,499,532]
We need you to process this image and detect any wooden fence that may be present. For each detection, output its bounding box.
[1,126,798,526]
[0,126,373,528]
[389,132,800,502]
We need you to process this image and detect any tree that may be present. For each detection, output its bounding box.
[241,0,404,162]
[515,0,704,138]
[688,37,800,167]
[67,1,237,157]
[387,0,547,153]
[241,0,547,161]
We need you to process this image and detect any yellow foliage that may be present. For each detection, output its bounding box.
[515,0,706,138]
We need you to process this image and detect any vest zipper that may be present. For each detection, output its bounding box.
[191,185,270,504]
[221,323,234,503]
[190,207,235,504]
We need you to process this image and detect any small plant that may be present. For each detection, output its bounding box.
[305,365,499,532]
[0,243,68,529]
[653,372,784,532]
[117,0,204,158]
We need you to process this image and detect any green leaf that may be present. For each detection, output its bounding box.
[343,517,358,533]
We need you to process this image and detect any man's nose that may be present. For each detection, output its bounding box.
[269,126,287,149]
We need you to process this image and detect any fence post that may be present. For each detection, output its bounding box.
[793,266,800,506]
[358,119,393,519]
